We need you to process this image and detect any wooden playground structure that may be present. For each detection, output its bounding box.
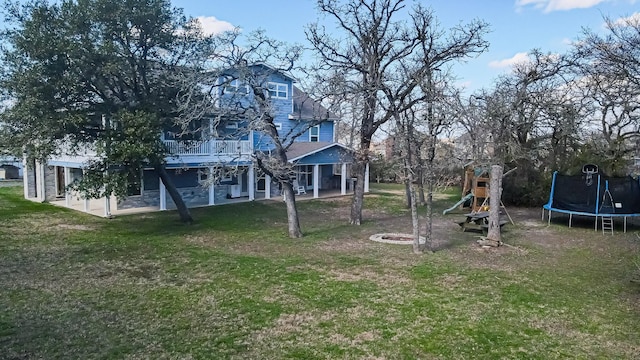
[443,162,514,233]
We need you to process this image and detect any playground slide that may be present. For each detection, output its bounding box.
[442,193,474,215]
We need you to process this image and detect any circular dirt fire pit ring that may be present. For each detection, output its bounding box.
[369,233,425,245]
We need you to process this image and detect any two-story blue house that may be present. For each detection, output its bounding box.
[21,65,370,216]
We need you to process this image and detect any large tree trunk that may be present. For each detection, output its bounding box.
[155,164,193,224]
[349,162,366,225]
[487,165,503,242]
[424,173,434,252]
[405,181,412,208]
[281,182,303,238]
[409,182,421,254]
[417,167,426,206]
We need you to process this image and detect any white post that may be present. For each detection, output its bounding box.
[341,163,347,195]
[64,167,71,207]
[208,167,215,206]
[248,164,255,201]
[364,162,370,193]
[265,174,271,200]
[81,169,89,212]
[313,164,320,198]
[34,160,43,201]
[159,177,167,210]
[104,195,111,217]
[22,156,29,199]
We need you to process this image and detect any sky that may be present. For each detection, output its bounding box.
[173,0,640,94]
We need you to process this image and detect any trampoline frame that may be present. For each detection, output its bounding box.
[542,171,640,232]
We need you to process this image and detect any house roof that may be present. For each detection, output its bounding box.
[250,63,297,82]
[286,141,352,162]
[289,86,339,121]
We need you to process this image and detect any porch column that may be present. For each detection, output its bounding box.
[248,164,255,201]
[208,166,215,205]
[22,156,29,199]
[104,194,111,217]
[265,174,271,200]
[80,169,89,212]
[364,163,370,193]
[341,163,347,195]
[313,164,320,198]
[34,160,44,202]
[159,177,167,210]
[64,167,71,207]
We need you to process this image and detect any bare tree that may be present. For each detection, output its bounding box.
[572,18,640,174]
[307,0,489,225]
[179,30,328,238]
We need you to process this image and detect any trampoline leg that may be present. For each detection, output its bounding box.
[624,217,627,233]
[594,216,598,231]
[541,208,544,221]
[548,210,551,226]
[569,213,572,228]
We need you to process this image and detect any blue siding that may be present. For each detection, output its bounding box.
[294,146,353,165]
[293,121,333,143]
[320,121,334,142]
[255,119,335,151]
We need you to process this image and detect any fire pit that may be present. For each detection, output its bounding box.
[369,233,425,245]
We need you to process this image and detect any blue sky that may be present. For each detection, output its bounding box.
[173,0,639,93]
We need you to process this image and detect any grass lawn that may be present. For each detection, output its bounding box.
[1,183,639,359]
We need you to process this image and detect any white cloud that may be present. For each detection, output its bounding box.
[488,52,530,69]
[612,12,640,27]
[516,0,608,13]
[457,80,473,90]
[195,16,236,36]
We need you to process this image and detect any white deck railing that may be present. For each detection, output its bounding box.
[163,140,252,156]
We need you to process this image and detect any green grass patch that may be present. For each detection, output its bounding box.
[1,185,639,359]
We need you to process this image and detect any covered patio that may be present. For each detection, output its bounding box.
[48,188,351,218]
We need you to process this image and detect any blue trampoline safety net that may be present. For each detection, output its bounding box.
[545,173,640,215]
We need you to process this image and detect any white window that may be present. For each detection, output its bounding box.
[268,82,288,99]
[225,121,239,129]
[309,125,320,142]
[225,79,248,95]
[198,169,209,184]
[274,122,282,130]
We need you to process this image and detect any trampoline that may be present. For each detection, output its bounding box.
[542,171,640,232]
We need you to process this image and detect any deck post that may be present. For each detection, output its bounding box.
[104,195,111,217]
[64,167,71,207]
[364,163,370,193]
[248,164,255,201]
[159,177,167,210]
[313,164,320,198]
[34,160,45,202]
[208,167,215,206]
[22,156,30,199]
[265,175,271,200]
[341,163,347,195]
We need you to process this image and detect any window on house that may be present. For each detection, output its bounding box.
[309,125,320,142]
[274,122,282,130]
[198,168,209,184]
[224,79,248,95]
[225,121,239,129]
[164,119,204,141]
[268,82,288,99]
[297,165,313,187]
